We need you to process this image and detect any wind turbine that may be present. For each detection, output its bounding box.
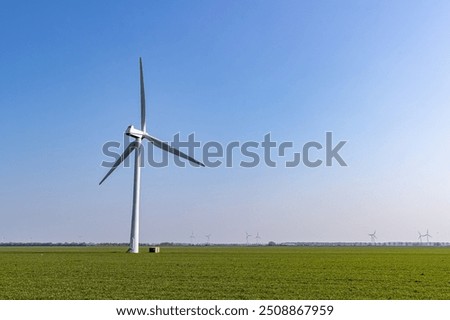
[423,229,432,243]
[99,58,205,253]
[255,232,261,244]
[205,234,211,244]
[245,232,252,245]
[368,230,377,243]
[418,231,424,243]
[190,231,196,244]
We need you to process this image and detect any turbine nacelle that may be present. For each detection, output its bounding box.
[125,125,146,139]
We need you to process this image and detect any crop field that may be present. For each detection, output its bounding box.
[1,246,450,299]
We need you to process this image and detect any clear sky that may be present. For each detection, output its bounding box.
[0,1,449,244]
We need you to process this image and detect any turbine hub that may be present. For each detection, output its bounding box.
[125,125,146,139]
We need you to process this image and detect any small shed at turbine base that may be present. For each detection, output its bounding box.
[149,247,160,253]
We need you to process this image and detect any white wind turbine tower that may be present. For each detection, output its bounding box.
[190,231,196,244]
[205,234,211,244]
[99,58,205,253]
[368,231,377,243]
[245,232,252,245]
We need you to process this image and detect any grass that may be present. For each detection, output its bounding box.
[1,246,450,299]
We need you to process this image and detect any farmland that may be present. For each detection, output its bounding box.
[1,246,449,299]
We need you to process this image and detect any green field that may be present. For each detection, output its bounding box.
[1,246,449,299]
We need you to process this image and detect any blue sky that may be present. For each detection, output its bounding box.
[0,1,449,244]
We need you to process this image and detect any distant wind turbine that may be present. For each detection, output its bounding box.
[418,231,423,243]
[205,234,211,244]
[423,229,432,243]
[255,232,261,244]
[99,58,205,253]
[190,231,196,244]
[245,232,252,245]
[368,231,377,242]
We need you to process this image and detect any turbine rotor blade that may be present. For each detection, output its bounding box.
[143,133,205,167]
[99,141,139,185]
[139,57,146,132]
